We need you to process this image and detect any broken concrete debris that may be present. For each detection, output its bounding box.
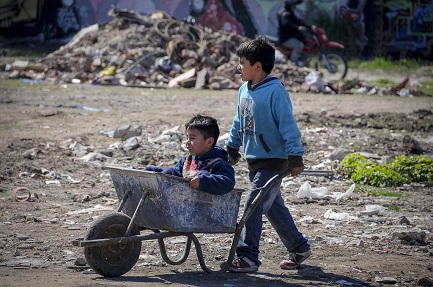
[2,8,429,96]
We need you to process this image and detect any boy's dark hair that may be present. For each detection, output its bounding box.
[236,36,275,74]
[185,114,220,146]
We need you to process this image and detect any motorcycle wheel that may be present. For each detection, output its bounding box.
[315,53,348,81]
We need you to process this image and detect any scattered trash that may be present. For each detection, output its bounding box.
[394,77,409,90]
[301,168,333,177]
[297,182,329,199]
[297,182,355,201]
[305,71,326,92]
[98,66,116,76]
[360,204,385,216]
[55,104,109,112]
[13,187,31,202]
[324,209,351,221]
[45,180,61,185]
[335,184,355,201]
[375,276,398,284]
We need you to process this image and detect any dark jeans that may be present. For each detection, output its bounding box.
[236,169,310,266]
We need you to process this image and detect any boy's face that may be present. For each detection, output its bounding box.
[238,56,258,83]
[186,128,214,156]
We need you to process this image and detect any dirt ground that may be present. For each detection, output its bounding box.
[0,78,433,287]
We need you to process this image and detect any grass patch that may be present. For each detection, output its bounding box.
[356,186,404,197]
[350,57,420,73]
[365,189,404,197]
[371,78,397,87]
[420,81,433,95]
[387,205,401,211]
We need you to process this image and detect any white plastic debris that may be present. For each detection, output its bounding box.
[334,184,355,201]
[305,71,325,92]
[298,183,355,201]
[360,204,386,215]
[297,182,329,199]
[324,209,350,221]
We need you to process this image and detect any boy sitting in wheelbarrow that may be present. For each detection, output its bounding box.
[144,114,236,195]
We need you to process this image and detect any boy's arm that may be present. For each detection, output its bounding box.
[272,87,305,176]
[195,161,236,195]
[225,113,242,149]
[161,156,184,176]
[146,155,185,177]
[225,88,243,150]
[226,98,243,164]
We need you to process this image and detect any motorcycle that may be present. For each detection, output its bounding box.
[269,26,348,81]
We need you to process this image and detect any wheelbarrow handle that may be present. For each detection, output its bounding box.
[238,169,291,229]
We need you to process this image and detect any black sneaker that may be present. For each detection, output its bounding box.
[279,250,311,270]
[228,256,259,273]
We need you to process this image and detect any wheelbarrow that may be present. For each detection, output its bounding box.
[77,166,291,277]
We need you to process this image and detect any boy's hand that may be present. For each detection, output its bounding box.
[290,166,304,177]
[226,146,241,165]
[288,155,304,176]
[189,176,200,189]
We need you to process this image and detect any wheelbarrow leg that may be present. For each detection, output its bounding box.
[117,189,132,212]
[124,190,149,237]
[156,232,192,265]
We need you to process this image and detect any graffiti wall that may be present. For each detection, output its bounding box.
[384,0,433,59]
[1,0,432,60]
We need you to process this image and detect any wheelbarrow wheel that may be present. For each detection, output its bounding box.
[84,212,141,277]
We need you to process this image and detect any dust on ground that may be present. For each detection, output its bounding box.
[0,79,432,287]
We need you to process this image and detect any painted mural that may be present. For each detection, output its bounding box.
[384,0,433,59]
[1,0,432,60]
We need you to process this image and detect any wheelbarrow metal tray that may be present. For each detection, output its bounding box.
[107,166,241,233]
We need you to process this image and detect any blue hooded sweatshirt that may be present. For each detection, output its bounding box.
[146,146,235,195]
[225,77,304,159]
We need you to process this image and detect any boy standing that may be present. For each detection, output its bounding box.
[146,114,235,195]
[225,36,311,272]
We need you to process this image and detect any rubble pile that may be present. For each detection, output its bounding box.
[1,8,319,91]
[2,8,431,96]
[2,8,308,89]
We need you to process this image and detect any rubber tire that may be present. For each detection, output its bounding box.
[315,53,348,81]
[84,212,141,277]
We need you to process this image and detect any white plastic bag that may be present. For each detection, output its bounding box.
[305,71,325,92]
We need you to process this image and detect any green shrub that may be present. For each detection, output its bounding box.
[339,153,433,187]
[389,155,433,183]
[339,153,369,175]
[351,164,405,187]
